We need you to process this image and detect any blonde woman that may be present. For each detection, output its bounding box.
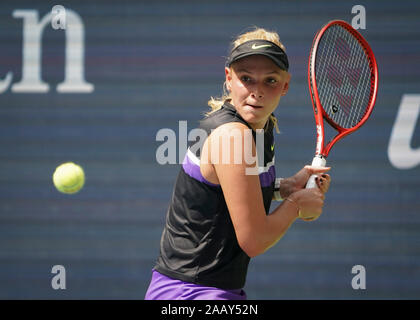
[145,28,331,300]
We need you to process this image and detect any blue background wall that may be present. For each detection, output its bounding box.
[0,0,419,299]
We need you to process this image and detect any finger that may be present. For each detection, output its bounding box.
[317,173,331,188]
[314,186,325,198]
[316,178,329,194]
[320,174,331,186]
[304,165,331,175]
[321,174,331,181]
[319,177,326,186]
[315,176,322,188]
[312,187,324,199]
[315,177,325,189]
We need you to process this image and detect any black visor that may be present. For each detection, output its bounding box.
[226,39,289,71]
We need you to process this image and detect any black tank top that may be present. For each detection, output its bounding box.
[154,102,276,289]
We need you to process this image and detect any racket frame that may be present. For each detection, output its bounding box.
[308,20,379,159]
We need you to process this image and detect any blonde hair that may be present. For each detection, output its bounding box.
[207,27,286,133]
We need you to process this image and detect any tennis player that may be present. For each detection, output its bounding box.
[145,27,331,300]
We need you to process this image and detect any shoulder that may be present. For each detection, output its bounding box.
[207,122,253,152]
[211,121,250,134]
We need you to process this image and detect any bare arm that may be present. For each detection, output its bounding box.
[207,122,329,257]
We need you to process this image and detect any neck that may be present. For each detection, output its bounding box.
[250,118,269,131]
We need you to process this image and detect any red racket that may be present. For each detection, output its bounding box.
[306,20,378,188]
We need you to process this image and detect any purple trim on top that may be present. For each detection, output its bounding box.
[182,152,220,187]
[182,151,276,188]
[259,165,276,187]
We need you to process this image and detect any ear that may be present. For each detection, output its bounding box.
[281,72,291,96]
[225,67,232,92]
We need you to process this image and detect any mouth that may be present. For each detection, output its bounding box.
[245,104,263,109]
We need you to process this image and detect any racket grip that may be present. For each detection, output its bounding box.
[305,155,327,189]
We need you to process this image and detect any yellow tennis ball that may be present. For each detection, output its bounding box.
[52,162,85,194]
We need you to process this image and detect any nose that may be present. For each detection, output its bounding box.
[251,82,264,99]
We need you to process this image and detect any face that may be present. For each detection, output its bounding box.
[225,55,291,130]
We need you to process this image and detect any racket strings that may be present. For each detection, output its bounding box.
[315,25,373,129]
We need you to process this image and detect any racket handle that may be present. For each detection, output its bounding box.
[305,155,327,189]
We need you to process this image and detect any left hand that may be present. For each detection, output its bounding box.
[315,172,331,194]
[280,165,331,199]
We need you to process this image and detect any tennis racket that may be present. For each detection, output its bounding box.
[306,20,378,188]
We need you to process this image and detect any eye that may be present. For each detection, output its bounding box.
[240,75,252,83]
[266,77,278,84]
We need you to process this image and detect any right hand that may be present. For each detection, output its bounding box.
[289,187,325,221]
[279,165,331,199]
